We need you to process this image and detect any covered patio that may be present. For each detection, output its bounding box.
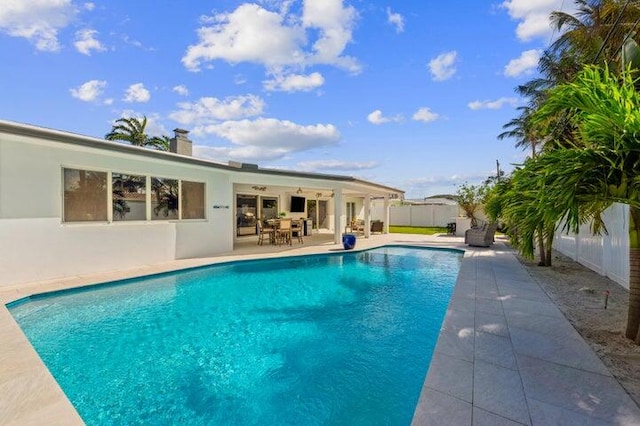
[232,169,403,247]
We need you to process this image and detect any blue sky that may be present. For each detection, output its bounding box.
[0,1,569,198]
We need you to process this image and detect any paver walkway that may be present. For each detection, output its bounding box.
[412,245,640,426]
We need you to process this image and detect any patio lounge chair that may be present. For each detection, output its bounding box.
[346,219,366,235]
[464,222,498,247]
[370,220,383,234]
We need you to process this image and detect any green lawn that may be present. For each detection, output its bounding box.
[389,226,448,235]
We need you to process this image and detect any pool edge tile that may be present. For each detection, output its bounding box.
[0,307,84,426]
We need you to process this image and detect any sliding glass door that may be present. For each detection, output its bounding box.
[236,194,257,236]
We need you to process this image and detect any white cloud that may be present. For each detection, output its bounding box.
[0,0,76,51]
[504,49,541,77]
[429,51,458,81]
[84,2,95,11]
[412,107,439,123]
[406,173,488,198]
[120,34,156,52]
[195,144,297,163]
[172,85,189,96]
[367,109,402,125]
[367,110,388,125]
[387,7,404,33]
[263,72,325,92]
[468,97,518,110]
[69,79,106,102]
[169,95,265,125]
[123,83,150,103]
[74,28,105,55]
[297,159,379,172]
[301,0,359,71]
[193,145,243,161]
[501,0,570,42]
[183,4,303,71]
[182,1,359,74]
[192,118,340,162]
[196,118,339,149]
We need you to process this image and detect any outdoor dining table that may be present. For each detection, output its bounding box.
[265,219,303,245]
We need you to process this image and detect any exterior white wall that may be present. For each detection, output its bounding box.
[554,203,629,289]
[0,125,403,287]
[0,218,176,285]
[0,133,231,287]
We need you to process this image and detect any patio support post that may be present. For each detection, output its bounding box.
[315,193,320,230]
[333,188,343,244]
[364,194,371,238]
[383,194,390,234]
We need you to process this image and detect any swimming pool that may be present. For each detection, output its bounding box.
[9,246,462,425]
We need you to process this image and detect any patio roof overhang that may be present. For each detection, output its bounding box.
[230,163,404,200]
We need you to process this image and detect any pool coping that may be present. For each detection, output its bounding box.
[1,233,639,425]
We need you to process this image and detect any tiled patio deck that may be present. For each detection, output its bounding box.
[412,245,640,426]
[1,233,639,425]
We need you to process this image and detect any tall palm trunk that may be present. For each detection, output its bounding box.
[544,228,554,267]
[537,225,547,266]
[627,206,640,343]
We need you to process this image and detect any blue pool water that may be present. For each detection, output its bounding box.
[9,246,462,425]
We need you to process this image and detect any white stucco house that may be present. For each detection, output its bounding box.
[0,119,403,287]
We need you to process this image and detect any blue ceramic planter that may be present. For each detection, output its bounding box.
[342,233,356,250]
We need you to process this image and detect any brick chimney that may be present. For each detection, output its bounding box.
[169,128,192,156]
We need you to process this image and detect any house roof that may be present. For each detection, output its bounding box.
[0,119,404,196]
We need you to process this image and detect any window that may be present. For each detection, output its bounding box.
[181,181,205,219]
[112,173,146,221]
[62,169,205,223]
[346,201,356,223]
[306,199,316,220]
[261,197,278,221]
[63,168,108,222]
[151,177,179,220]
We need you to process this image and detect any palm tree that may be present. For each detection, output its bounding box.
[105,116,169,151]
[498,106,541,157]
[550,0,640,69]
[148,135,170,151]
[530,65,640,343]
[498,0,640,267]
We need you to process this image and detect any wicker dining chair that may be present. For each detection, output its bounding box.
[275,218,292,246]
[292,219,304,243]
[256,219,274,246]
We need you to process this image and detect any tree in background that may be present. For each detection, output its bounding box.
[105,116,169,151]
[455,183,487,228]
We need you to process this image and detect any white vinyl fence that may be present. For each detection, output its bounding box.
[554,203,629,289]
[371,204,459,227]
